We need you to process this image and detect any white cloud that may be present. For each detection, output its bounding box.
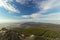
[40,0,60,10]
[30,0,60,19]
[31,13,42,18]
[21,12,60,24]
[0,0,20,13]
[16,0,60,24]
[21,13,43,19]
[43,12,60,20]
[14,0,60,13]
[16,0,26,4]
[34,0,60,15]
[21,15,30,18]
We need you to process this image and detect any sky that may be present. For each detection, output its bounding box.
[0,0,60,24]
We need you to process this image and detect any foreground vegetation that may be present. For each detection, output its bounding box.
[0,27,60,40]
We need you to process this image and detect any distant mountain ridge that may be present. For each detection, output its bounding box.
[2,22,60,29]
[20,22,60,28]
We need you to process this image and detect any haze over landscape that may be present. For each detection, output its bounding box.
[0,0,60,40]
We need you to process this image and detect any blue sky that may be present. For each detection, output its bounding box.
[0,0,60,24]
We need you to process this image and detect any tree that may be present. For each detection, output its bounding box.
[34,36,46,40]
[3,30,21,40]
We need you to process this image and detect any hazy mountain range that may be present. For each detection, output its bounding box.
[0,22,60,29]
[20,22,60,28]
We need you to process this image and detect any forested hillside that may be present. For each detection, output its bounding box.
[0,27,60,40]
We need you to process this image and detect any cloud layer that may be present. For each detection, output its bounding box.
[0,0,60,24]
[0,0,19,13]
[18,0,60,23]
